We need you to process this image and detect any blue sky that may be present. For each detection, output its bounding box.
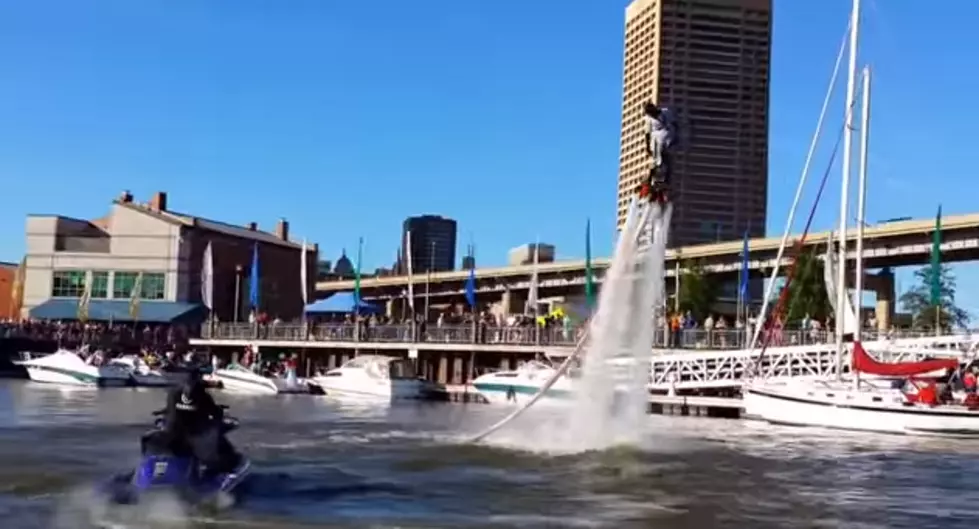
[1,0,977,313]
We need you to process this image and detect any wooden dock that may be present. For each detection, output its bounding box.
[437,386,743,417]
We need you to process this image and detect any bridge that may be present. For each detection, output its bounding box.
[315,213,979,315]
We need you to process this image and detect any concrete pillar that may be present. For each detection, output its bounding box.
[437,354,448,384]
[385,299,395,319]
[875,268,895,331]
[499,356,510,371]
[452,355,464,384]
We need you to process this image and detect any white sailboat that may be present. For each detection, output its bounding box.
[743,0,979,436]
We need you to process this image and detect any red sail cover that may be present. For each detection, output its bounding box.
[851,341,959,377]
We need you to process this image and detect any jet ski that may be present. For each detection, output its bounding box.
[99,406,250,509]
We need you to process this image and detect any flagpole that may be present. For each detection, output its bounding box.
[424,241,434,320]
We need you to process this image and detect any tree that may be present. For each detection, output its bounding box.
[783,249,832,324]
[677,260,719,320]
[899,264,969,330]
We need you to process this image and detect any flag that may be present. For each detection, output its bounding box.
[465,266,476,308]
[129,272,143,319]
[77,277,91,322]
[249,243,260,311]
[300,239,309,307]
[354,237,363,305]
[9,257,25,319]
[405,231,415,311]
[739,230,750,299]
[201,242,214,310]
[527,238,540,314]
[930,205,942,306]
[585,219,595,309]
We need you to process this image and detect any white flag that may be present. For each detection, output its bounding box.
[405,230,415,311]
[201,242,214,310]
[527,238,540,315]
[300,239,309,307]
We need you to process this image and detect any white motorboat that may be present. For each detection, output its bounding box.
[307,355,427,401]
[211,364,280,395]
[472,360,574,405]
[107,355,172,387]
[15,350,133,387]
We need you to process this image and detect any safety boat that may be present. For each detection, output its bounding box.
[307,355,427,401]
[15,350,132,387]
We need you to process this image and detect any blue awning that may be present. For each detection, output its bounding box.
[29,299,204,323]
[304,292,381,314]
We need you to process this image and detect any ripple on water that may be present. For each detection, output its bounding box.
[1,381,979,528]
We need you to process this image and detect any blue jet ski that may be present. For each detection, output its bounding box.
[100,406,251,509]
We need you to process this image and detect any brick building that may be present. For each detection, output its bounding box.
[22,191,318,323]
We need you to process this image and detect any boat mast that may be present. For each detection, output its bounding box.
[853,65,871,388]
[835,0,861,381]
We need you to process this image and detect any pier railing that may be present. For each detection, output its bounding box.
[198,323,952,351]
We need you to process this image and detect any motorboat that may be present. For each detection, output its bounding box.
[210,364,279,395]
[98,409,250,509]
[15,349,133,387]
[307,355,427,401]
[472,360,574,405]
[107,355,173,387]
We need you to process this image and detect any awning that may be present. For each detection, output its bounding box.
[304,292,381,314]
[29,299,204,323]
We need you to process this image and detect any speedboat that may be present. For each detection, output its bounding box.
[211,364,279,395]
[472,360,574,405]
[15,349,133,387]
[108,355,173,387]
[99,408,250,509]
[307,355,427,401]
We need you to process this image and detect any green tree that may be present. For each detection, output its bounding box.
[899,264,969,330]
[677,260,719,320]
[783,249,832,324]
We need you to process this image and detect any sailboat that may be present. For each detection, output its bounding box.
[743,0,979,436]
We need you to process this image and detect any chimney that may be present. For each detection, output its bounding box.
[275,218,289,241]
[119,190,133,203]
[149,191,167,212]
[247,222,257,231]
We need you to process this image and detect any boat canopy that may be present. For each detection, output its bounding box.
[851,341,959,377]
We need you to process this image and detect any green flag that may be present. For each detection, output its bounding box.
[585,219,595,309]
[354,237,363,303]
[930,205,942,306]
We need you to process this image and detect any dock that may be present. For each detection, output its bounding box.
[438,386,744,418]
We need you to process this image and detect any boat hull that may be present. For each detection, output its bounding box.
[309,378,425,401]
[212,369,279,395]
[472,382,573,405]
[743,381,979,437]
[19,356,133,387]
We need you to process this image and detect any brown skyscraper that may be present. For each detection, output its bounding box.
[617,0,771,246]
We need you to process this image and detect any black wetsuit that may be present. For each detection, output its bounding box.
[160,378,238,475]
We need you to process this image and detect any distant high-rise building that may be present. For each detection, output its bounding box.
[617,0,772,245]
[402,215,457,273]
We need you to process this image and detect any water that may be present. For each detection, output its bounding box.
[1,381,978,528]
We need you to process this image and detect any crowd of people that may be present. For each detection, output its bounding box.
[0,319,191,354]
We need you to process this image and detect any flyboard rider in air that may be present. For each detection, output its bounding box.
[636,102,679,204]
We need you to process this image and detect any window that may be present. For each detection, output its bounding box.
[113,272,139,299]
[140,273,166,300]
[51,270,87,297]
[91,271,109,298]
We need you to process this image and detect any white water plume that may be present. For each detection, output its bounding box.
[564,202,673,451]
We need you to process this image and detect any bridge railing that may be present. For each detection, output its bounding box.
[199,322,966,350]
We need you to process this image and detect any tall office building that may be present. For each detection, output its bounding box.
[402,215,458,273]
[617,0,771,246]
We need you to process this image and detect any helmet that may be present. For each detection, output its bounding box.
[181,368,203,396]
[643,102,659,117]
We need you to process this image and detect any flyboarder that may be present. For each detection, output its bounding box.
[637,102,679,204]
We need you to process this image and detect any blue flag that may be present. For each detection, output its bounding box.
[465,267,476,308]
[249,243,260,311]
[739,230,749,299]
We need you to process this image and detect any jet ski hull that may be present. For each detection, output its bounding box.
[100,454,251,508]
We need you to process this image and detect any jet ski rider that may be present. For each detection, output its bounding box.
[161,368,241,477]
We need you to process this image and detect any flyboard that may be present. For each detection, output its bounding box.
[469,190,670,443]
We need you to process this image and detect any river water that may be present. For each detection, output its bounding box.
[0,379,976,529]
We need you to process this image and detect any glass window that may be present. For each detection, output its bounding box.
[90,271,109,299]
[51,270,87,297]
[113,272,139,299]
[140,273,166,300]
